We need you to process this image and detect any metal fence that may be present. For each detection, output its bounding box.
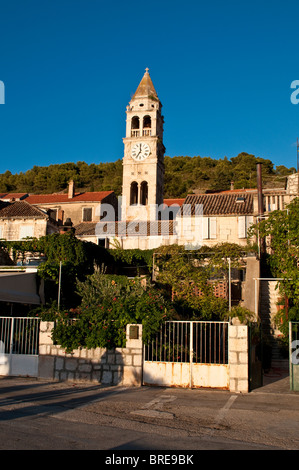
[0,317,40,355]
[144,321,229,365]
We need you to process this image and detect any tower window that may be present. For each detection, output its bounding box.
[143,115,151,128]
[130,181,138,205]
[131,116,140,137]
[131,116,140,129]
[143,116,151,136]
[140,181,148,206]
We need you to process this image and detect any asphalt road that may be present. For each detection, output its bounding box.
[0,376,298,452]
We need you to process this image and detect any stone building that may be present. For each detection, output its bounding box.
[75,68,299,249]
[25,183,118,228]
[0,200,58,241]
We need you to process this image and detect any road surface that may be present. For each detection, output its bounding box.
[0,376,298,452]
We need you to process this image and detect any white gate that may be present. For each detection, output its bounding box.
[143,321,229,389]
[0,317,40,377]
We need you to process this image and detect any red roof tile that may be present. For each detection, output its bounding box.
[0,193,28,201]
[25,191,114,205]
[163,198,185,206]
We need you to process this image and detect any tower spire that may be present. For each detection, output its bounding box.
[132,68,158,100]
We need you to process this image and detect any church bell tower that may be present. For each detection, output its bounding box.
[122,68,165,221]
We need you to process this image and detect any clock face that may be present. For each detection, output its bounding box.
[131,143,150,161]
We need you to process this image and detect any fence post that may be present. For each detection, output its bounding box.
[189,321,193,388]
[38,321,55,379]
[123,324,143,386]
[229,321,249,393]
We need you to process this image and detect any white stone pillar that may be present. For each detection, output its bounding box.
[229,322,249,393]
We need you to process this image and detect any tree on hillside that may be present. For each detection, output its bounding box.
[0,153,294,197]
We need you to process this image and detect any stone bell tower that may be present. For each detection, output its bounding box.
[122,68,165,221]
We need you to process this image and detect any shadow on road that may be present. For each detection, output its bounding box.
[0,377,130,421]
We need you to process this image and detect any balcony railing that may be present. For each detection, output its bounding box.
[131,130,140,137]
[131,129,152,137]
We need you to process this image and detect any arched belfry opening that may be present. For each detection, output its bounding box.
[130,181,138,205]
[131,116,140,129]
[131,116,140,137]
[140,181,148,206]
[143,115,151,136]
[143,115,151,128]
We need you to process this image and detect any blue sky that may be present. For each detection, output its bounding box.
[0,0,299,175]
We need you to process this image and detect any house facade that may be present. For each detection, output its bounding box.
[0,200,58,241]
[24,182,118,227]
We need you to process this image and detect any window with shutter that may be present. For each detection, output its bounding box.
[203,217,217,239]
[238,216,253,238]
[210,217,217,239]
[203,218,209,239]
[238,216,246,238]
[20,225,34,239]
[83,208,92,222]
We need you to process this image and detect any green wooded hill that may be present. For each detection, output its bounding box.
[0,153,296,199]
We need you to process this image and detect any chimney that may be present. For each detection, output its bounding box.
[68,180,75,199]
[230,181,234,191]
[256,162,266,257]
[256,163,264,217]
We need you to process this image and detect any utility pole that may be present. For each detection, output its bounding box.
[58,261,62,310]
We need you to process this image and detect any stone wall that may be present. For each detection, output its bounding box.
[38,322,143,386]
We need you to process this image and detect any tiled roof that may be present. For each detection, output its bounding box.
[0,193,28,201]
[0,201,48,219]
[163,198,185,206]
[75,222,98,236]
[75,220,176,237]
[181,193,254,216]
[25,191,114,205]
